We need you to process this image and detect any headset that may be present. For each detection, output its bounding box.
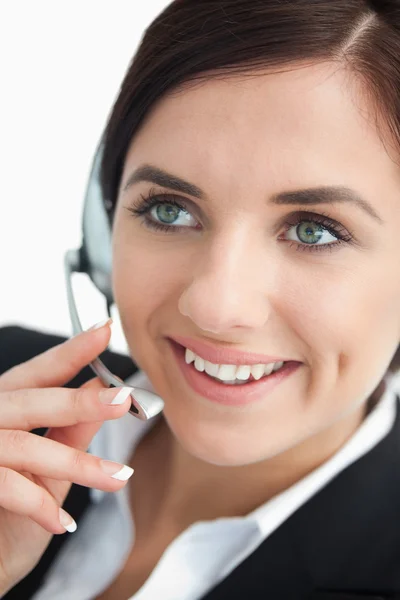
[64,140,165,421]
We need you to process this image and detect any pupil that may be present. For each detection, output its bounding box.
[297,222,323,244]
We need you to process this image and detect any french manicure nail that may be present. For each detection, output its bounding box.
[99,386,133,405]
[100,460,134,480]
[87,318,113,331]
[59,508,77,533]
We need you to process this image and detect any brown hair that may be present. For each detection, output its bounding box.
[100,0,400,376]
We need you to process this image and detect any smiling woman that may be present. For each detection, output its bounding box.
[3,1,400,600]
[108,58,400,466]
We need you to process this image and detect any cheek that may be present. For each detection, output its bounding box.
[111,218,197,318]
[111,238,189,363]
[283,259,400,399]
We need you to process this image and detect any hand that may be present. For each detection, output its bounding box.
[0,321,134,595]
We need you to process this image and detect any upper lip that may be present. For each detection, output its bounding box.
[170,335,296,366]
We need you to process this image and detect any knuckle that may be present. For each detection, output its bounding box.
[70,387,95,416]
[5,429,30,453]
[13,387,30,406]
[9,389,33,429]
[0,389,36,430]
[0,466,11,488]
[70,448,86,470]
[70,387,84,412]
[2,387,27,410]
[33,489,48,514]
[0,389,11,405]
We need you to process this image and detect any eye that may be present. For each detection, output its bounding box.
[126,189,199,233]
[149,200,196,228]
[279,212,353,253]
[282,218,338,247]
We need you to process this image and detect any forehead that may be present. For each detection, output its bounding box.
[124,62,398,200]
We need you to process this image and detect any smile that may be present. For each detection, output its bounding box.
[184,347,286,384]
[168,340,302,407]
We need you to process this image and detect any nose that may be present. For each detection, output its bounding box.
[178,227,273,334]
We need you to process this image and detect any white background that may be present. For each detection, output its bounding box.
[0,1,170,353]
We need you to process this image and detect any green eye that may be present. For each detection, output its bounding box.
[297,222,324,245]
[156,204,181,224]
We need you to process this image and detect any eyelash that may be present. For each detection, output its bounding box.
[126,188,354,254]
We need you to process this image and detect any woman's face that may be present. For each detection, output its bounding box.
[111,62,400,466]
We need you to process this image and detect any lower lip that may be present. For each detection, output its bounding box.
[168,340,301,407]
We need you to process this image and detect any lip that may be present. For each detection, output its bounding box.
[170,335,294,366]
[168,339,301,407]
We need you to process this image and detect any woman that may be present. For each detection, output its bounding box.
[1,0,400,598]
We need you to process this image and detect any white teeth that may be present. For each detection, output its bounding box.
[251,364,266,381]
[194,355,205,372]
[273,361,284,372]
[185,348,196,365]
[217,364,237,381]
[184,348,285,383]
[264,363,274,376]
[204,360,219,377]
[235,365,251,380]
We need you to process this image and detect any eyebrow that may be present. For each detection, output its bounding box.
[122,164,383,224]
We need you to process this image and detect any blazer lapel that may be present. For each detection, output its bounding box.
[202,396,400,600]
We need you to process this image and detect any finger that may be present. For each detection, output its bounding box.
[0,467,76,535]
[46,377,116,451]
[41,378,116,506]
[0,428,134,492]
[0,319,113,392]
[0,384,133,430]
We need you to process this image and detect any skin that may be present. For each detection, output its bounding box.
[109,61,400,531]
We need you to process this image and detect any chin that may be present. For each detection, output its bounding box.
[162,410,294,467]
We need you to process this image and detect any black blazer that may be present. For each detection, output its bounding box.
[1,325,400,600]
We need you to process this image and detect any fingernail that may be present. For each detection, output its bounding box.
[99,386,133,405]
[59,508,77,533]
[100,460,134,480]
[87,318,113,331]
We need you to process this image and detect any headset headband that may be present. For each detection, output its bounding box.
[63,139,165,420]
